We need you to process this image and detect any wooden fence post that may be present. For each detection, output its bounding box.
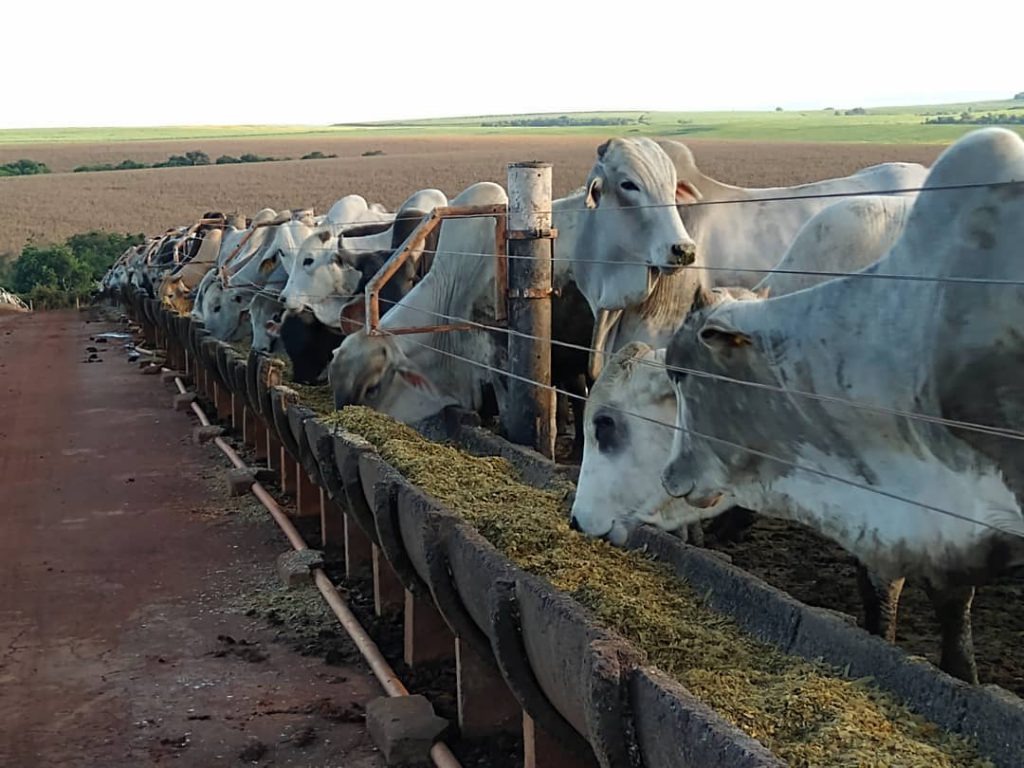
[503,161,556,458]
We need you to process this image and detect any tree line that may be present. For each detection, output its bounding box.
[924,111,1024,126]
[0,231,143,309]
[73,149,337,173]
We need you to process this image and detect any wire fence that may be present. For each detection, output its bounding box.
[391,331,1023,540]
[121,165,1024,539]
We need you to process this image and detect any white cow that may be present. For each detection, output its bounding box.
[280,189,448,329]
[327,138,695,424]
[581,141,927,376]
[660,127,1024,683]
[571,195,915,545]
[328,182,510,422]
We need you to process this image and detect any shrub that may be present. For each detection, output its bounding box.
[8,231,143,306]
[362,149,385,157]
[301,150,337,160]
[154,150,211,168]
[0,159,50,177]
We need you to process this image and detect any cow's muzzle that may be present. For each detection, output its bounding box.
[669,241,697,266]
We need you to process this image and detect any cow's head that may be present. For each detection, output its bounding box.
[570,342,726,544]
[280,231,363,314]
[328,331,455,423]
[250,294,284,354]
[573,138,699,313]
[198,280,253,342]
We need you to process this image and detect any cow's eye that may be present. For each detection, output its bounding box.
[364,381,381,400]
[620,180,639,192]
[213,305,221,313]
[272,312,282,323]
[593,414,615,448]
[303,257,314,267]
[233,295,242,303]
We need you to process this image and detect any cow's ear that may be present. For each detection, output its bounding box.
[258,249,281,275]
[585,175,604,209]
[334,248,356,267]
[676,179,702,205]
[339,298,366,333]
[698,321,754,352]
[398,365,435,392]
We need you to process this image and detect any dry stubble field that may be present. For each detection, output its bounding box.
[0,135,942,254]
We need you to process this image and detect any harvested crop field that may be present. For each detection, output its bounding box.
[0,135,942,254]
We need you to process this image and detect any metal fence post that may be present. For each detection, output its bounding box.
[504,161,556,458]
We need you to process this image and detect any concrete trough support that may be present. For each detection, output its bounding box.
[455,638,520,739]
[404,589,454,668]
[374,544,406,616]
[279,447,296,496]
[523,713,596,768]
[215,383,232,422]
[267,430,281,472]
[243,408,264,457]
[345,513,373,580]
[295,465,320,517]
[321,499,346,550]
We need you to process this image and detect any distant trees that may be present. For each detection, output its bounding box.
[924,112,1024,125]
[71,149,341,172]
[0,158,50,177]
[1015,92,1024,100]
[215,152,283,164]
[73,159,148,172]
[73,151,211,172]
[480,115,638,127]
[155,150,211,167]
[8,231,143,308]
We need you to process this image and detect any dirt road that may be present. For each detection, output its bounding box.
[0,310,385,767]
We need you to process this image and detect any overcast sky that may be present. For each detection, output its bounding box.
[2,0,1017,129]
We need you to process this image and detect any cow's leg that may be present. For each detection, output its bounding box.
[555,390,571,437]
[923,581,978,684]
[855,565,904,643]
[571,395,585,456]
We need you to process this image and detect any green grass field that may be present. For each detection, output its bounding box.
[1,100,1022,146]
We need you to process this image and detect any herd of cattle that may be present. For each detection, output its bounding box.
[103,126,1024,688]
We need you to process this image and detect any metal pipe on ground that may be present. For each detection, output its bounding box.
[171,373,463,768]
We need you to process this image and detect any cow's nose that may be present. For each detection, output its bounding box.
[671,242,697,266]
[569,516,582,532]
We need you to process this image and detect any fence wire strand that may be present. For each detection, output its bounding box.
[388,331,1024,540]
[370,296,1024,444]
